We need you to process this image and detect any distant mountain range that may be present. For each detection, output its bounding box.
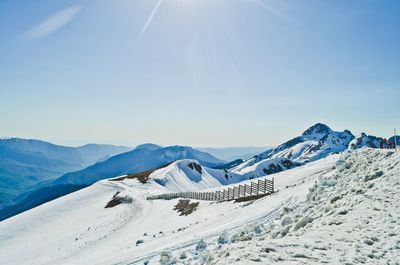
[54,145,225,186]
[197,147,272,161]
[0,138,131,210]
[0,123,396,221]
[0,144,225,220]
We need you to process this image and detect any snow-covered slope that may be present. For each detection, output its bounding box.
[149,160,228,191]
[232,157,301,177]
[146,159,259,191]
[233,123,354,174]
[0,148,398,265]
[177,148,400,264]
[0,145,224,221]
[0,151,339,265]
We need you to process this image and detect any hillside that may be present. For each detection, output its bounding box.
[0,145,225,221]
[1,148,397,264]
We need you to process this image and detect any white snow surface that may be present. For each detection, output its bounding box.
[0,148,399,265]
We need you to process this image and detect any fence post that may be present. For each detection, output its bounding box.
[264,179,267,194]
[272,178,274,192]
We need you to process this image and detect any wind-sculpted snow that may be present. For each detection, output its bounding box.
[0,145,398,264]
[172,149,400,264]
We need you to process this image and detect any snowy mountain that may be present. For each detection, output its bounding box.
[55,145,225,186]
[232,157,301,177]
[1,148,397,264]
[233,123,354,174]
[144,158,277,191]
[148,160,235,191]
[0,138,131,210]
[0,146,225,221]
[348,133,383,149]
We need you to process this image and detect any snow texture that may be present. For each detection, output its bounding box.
[0,148,399,265]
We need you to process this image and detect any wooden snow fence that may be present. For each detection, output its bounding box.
[147,178,274,202]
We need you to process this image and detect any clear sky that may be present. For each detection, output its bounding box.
[1,0,399,147]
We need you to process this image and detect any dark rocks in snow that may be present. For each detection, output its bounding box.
[195,239,207,251]
[263,164,283,175]
[218,232,229,244]
[364,171,384,182]
[337,209,349,215]
[364,239,374,245]
[105,191,133,208]
[187,162,202,174]
[261,247,276,253]
[173,199,199,216]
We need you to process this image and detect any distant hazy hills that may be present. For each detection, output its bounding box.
[54,145,226,186]
[197,147,271,161]
[1,124,394,222]
[0,138,131,209]
[0,142,228,221]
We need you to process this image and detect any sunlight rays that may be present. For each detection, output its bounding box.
[138,0,163,40]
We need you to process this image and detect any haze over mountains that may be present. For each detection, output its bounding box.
[0,125,398,264]
[0,138,131,209]
[0,140,268,220]
[197,147,271,161]
[0,123,396,222]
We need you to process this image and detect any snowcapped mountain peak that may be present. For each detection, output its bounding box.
[149,159,225,191]
[232,124,355,174]
[302,123,332,136]
[348,133,382,149]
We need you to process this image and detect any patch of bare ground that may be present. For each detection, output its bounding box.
[105,191,133,208]
[174,199,199,216]
[109,163,172,184]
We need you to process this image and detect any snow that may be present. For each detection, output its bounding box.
[231,157,299,176]
[0,153,337,265]
[0,148,399,265]
[232,123,354,178]
[171,149,400,264]
[149,160,225,191]
[349,133,382,149]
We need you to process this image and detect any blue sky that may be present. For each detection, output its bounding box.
[1,0,399,147]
